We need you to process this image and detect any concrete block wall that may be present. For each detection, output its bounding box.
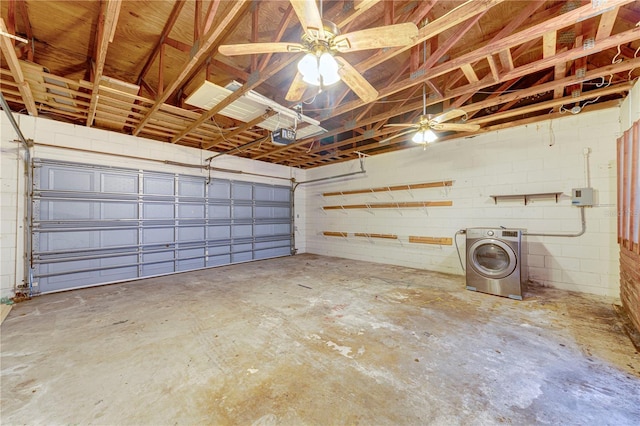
[304,106,622,297]
[0,134,26,299]
[0,112,305,299]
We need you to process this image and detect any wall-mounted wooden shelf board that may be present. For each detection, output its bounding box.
[323,200,452,210]
[409,236,453,245]
[354,233,398,239]
[490,192,563,205]
[323,231,348,237]
[323,180,453,197]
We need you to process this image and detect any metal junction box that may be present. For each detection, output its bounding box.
[571,188,594,206]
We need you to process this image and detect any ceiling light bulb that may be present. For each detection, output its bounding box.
[298,53,320,86]
[412,129,437,144]
[318,52,340,86]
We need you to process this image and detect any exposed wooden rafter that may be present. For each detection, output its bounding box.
[133,0,250,136]
[86,0,122,126]
[0,17,37,115]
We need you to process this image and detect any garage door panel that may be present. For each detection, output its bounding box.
[144,203,174,219]
[233,205,252,219]
[102,202,138,220]
[232,182,253,200]
[208,204,230,219]
[101,173,138,193]
[144,175,174,195]
[141,261,174,276]
[143,227,174,244]
[178,178,205,198]
[207,244,231,255]
[47,167,95,191]
[255,247,290,259]
[39,231,98,251]
[43,200,94,220]
[33,159,292,294]
[179,204,205,218]
[208,225,230,239]
[209,181,230,198]
[102,229,138,247]
[207,254,231,266]
[232,225,252,238]
[178,226,205,242]
[255,206,290,219]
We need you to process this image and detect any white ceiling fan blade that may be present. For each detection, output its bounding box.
[333,23,419,53]
[218,42,304,56]
[290,0,325,40]
[335,56,378,103]
[285,71,308,102]
[379,129,416,145]
[430,122,480,132]
[432,109,468,123]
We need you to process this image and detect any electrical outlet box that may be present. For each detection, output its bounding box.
[571,187,594,206]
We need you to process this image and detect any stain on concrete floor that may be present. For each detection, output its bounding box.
[1,254,639,425]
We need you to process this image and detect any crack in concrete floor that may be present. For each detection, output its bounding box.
[1,254,639,425]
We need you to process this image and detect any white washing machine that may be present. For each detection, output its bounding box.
[466,228,527,300]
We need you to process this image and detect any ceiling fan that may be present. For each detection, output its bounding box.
[218,0,418,104]
[380,85,481,145]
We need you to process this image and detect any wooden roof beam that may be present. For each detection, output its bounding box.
[498,49,514,72]
[0,18,37,116]
[461,63,480,84]
[86,0,122,126]
[258,4,295,72]
[133,0,249,136]
[596,6,620,41]
[442,0,549,97]
[468,82,633,126]
[422,11,488,73]
[267,54,640,162]
[356,63,410,122]
[496,71,553,113]
[202,109,276,150]
[292,84,631,167]
[137,0,186,84]
[329,0,638,120]
[250,1,259,73]
[357,0,503,72]
[16,0,33,61]
[170,54,293,143]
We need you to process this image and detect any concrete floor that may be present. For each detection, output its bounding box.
[1,254,639,425]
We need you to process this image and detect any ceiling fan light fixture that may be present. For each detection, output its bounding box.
[318,52,340,85]
[298,53,320,85]
[412,129,437,144]
[297,51,341,87]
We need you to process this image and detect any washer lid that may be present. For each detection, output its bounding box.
[468,239,517,279]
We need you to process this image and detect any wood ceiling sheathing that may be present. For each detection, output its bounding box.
[1,0,639,169]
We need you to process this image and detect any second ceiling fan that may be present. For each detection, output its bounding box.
[218,0,418,104]
[380,84,481,145]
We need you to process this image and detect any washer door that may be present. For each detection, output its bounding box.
[468,239,517,279]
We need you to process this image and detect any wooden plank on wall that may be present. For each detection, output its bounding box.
[323,180,453,196]
[323,201,453,210]
[408,236,453,245]
[354,233,398,240]
[323,231,347,237]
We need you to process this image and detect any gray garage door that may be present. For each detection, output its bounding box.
[32,159,292,294]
